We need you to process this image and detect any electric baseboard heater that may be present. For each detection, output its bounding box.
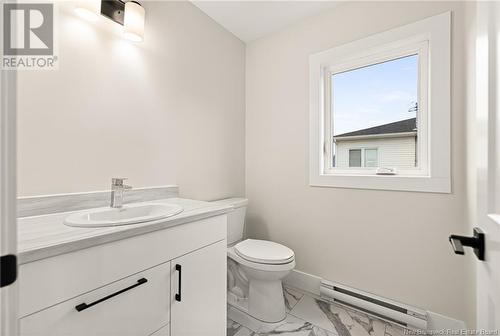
[320,280,427,330]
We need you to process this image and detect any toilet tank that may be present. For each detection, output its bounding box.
[211,198,248,245]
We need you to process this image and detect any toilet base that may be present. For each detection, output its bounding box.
[248,279,286,323]
[228,302,286,333]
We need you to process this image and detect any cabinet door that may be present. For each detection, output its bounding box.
[170,240,226,336]
[20,261,171,336]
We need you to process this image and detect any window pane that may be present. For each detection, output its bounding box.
[365,149,378,167]
[349,149,361,167]
[332,54,418,169]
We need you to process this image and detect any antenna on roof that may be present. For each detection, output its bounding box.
[408,101,418,167]
[408,102,418,113]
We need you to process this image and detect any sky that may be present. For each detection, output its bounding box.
[332,54,418,136]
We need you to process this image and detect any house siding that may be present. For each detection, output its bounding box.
[335,136,417,168]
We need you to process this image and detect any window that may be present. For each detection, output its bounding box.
[309,12,451,193]
[348,148,378,167]
[349,149,361,167]
[364,149,378,167]
[331,55,418,171]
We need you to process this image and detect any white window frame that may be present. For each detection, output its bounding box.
[309,12,451,193]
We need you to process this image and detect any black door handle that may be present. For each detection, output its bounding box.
[175,264,182,302]
[0,254,17,288]
[449,236,465,254]
[449,227,485,261]
[75,278,148,312]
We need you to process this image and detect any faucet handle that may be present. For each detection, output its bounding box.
[111,177,128,186]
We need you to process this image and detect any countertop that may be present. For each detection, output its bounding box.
[17,198,232,265]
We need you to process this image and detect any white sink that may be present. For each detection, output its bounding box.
[64,203,183,228]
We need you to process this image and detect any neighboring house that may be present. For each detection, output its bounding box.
[333,118,417,168]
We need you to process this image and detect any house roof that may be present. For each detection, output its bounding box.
[334,117,417,138]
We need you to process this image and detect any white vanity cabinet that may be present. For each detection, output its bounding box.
[18,215,227,336]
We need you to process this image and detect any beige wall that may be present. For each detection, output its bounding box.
[335,136,416,169]
[17,1,245,200]
[246,1,474,324]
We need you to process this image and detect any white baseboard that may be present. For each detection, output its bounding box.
[426,311,466,330]
[283,269,466,330]
[283,269,321,296]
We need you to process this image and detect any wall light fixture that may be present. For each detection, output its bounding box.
[75,0,145,42]
[123,1,145,42]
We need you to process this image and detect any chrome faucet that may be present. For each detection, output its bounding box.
[110,178,132,208]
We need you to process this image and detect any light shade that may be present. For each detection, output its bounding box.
[123,1,145,42]
[75,0,101,20]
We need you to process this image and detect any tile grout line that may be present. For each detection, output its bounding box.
[287,294,340,336]
[284,287,305,313]
[286,289,306,316]
[287,310,340,336]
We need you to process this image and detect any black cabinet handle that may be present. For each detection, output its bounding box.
[175,264,182,302]
[75,278,148,312]
[0,254,17,288]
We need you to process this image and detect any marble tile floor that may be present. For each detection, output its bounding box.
[228,286,409,336]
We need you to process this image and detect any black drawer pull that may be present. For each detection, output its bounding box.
[175,264,182,302]
[0,254,17,288]
[75,278,148,312]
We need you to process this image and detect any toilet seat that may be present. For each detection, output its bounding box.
[227,247,295,273]
[234,239,295,265]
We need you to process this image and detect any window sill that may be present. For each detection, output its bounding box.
[323,168,428,176]
[309,173,450,193]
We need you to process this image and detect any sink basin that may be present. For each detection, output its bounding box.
[64,203,183,228]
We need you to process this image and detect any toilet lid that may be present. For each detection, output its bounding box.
[234,239,295,265]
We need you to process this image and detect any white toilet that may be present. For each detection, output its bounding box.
[212,198,295,323]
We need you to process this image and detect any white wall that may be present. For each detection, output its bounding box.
[336,136,416,168]
[464,1,477,326]
[245,1,474,325]
[17,1,245,200]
